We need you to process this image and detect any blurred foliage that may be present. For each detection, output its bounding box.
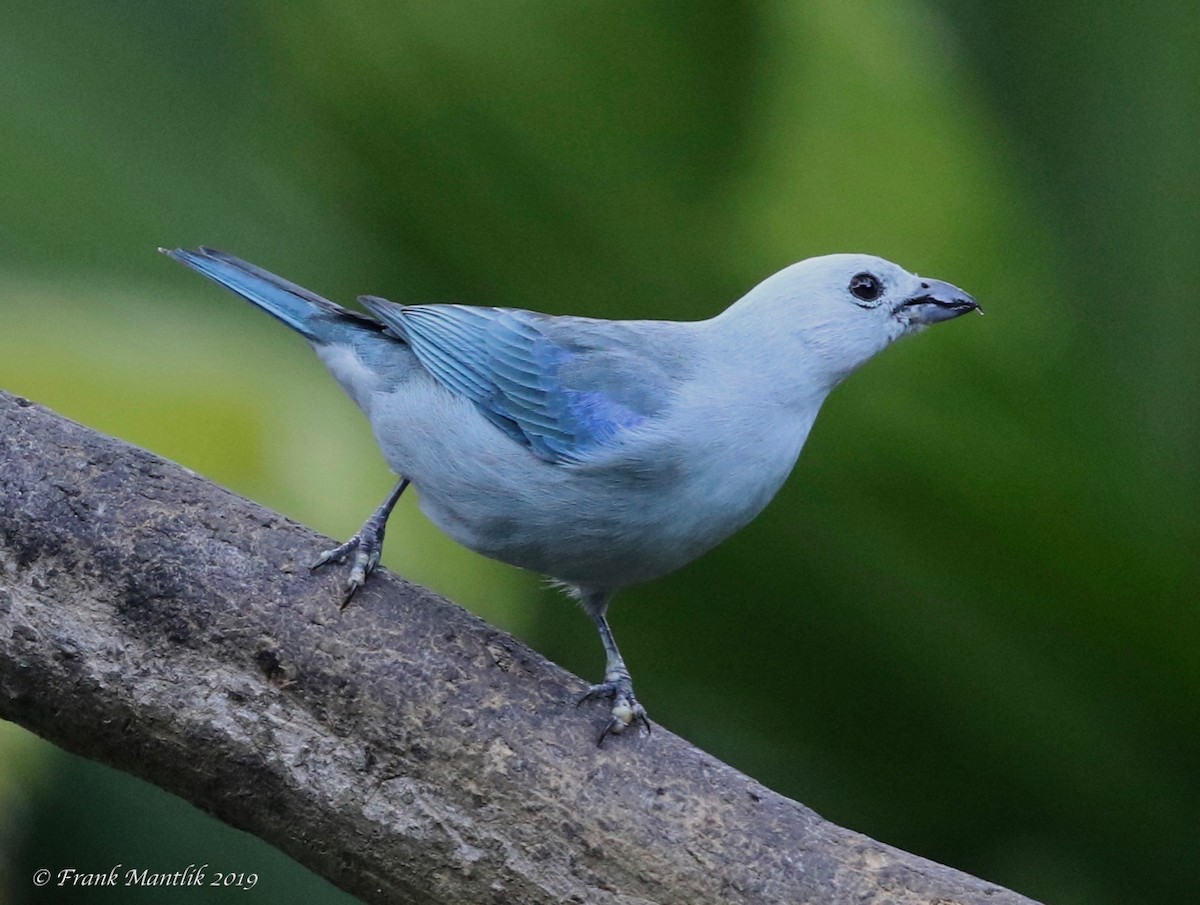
[1,1,1197,903]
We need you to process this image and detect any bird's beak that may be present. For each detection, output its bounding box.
[895,278,981,325]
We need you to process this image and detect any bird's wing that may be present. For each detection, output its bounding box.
[357,298,677,464]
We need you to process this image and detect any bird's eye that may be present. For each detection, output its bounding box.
[848,272,883,304]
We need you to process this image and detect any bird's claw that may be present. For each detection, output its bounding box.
[579,677,651,745]
[311,532,383,607]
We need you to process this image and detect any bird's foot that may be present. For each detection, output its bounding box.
[578,675,651,745]
[311,526,385,606]
[310,478,407,607]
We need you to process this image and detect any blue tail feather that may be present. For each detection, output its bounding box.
[161,247,382,342]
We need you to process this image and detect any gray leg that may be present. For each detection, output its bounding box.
[312,477,409,605]
[576,590,651,744]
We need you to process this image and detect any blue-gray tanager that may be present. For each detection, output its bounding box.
[163,247,978,741]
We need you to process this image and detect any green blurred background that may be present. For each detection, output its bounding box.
[1,1,1197,903]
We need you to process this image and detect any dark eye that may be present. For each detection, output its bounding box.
[849,272,883,304]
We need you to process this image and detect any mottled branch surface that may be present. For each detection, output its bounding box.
[0,391,1038,905]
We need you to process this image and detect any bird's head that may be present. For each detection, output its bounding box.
[723,253,979,391]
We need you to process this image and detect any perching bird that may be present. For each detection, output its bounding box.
[163,246,978,742]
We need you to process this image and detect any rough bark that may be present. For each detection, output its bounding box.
[0,391,1039,905]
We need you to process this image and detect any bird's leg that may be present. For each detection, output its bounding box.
[577,593,651,744]
[312,477,410,606]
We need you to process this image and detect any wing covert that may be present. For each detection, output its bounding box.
[358,298,659,463]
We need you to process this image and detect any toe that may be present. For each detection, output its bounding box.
[610,695,637,728]
[578,682,616,706]
[311,536,359,571]
[583,681,652,744]
[633,703,651,735]
[596,704,651,746]
[340,578,363,609]
[597,718,622,746]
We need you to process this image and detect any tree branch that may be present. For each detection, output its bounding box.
[0,391,1038,905]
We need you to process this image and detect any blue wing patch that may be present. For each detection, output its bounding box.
[357,298,655,464]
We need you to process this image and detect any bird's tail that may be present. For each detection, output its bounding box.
[160,246,383,343]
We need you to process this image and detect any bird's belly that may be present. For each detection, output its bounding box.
[418,488,721,588]
[414,439,800,590]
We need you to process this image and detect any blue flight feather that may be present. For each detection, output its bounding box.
[357,297,654,464]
